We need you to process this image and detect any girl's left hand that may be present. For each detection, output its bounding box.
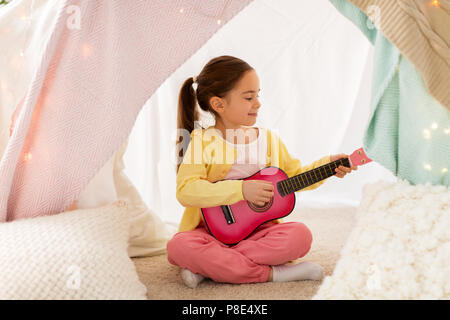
[330,153,358,178]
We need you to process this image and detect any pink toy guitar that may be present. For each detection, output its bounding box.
[201,147,372,245]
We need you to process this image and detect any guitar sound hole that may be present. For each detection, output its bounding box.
[247,197,274,212]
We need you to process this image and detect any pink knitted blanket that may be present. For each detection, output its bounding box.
[0,0,253,222]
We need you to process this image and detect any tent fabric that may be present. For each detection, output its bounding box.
[112,137,174,257]
[330,0,450,186]
[345,0,450,112]
[1,0,174,257]
[0,0,254,222]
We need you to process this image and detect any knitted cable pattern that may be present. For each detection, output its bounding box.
[397,0,450,64]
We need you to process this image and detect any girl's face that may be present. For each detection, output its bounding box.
[210,69,261,129]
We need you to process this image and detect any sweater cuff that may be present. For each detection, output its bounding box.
[237,180,245,202]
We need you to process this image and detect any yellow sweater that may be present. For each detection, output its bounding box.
[176,126,332,232]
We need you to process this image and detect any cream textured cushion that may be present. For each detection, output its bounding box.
[0,200,147,300]
[314,180,450,299]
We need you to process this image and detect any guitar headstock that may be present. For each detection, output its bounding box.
[348,147,372,167]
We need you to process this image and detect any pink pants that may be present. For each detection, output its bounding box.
[166,221,313,284]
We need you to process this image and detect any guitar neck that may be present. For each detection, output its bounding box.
[277,158,350,196]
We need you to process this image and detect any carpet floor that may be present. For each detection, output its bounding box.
[132,205,357,300]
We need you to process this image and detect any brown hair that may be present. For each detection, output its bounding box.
[176,55,254,173]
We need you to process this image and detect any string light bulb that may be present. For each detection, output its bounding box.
[442,168,448,174]
[178,1,230,28]
[81,43,92,58]
[2,26,11,35]
[432,0,440,7]
[24,152,33,161]
[424,163,432,171]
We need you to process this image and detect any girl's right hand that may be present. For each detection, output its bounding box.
[242,180,274,206]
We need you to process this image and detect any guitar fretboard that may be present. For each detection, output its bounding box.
[277,158,350,196]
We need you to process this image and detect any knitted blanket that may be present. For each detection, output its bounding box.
[345,0,450,112]
[330,0,450,186]
[0,0,254,222]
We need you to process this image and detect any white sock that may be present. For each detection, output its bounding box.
[181,268,205,288]
[272,261,324,282]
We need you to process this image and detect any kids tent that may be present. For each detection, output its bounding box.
[0,0,448,299]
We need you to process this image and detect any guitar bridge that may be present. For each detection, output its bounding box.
[221,205,235,225]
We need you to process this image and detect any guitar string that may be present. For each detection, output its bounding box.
[282,158,348,195]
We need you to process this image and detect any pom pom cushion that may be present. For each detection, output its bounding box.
[314,180,450,299]
[0,200,147,299]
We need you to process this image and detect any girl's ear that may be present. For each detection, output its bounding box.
[210,96,225,114]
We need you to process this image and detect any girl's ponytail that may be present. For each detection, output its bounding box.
[176,77,198,173]
[177,77,198,135]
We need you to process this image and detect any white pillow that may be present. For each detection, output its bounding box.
[74,137,174,258]
[314,180,450,299]
[0,200,147,300]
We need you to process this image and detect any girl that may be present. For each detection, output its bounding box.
[168,55,357,288]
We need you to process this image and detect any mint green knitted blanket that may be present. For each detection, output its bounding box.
[330,0,450,186]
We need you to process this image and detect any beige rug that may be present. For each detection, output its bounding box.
[132,205,357,300]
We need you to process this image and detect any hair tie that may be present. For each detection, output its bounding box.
[192,76,199,91]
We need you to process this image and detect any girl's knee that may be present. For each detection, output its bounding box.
[298,222,313,244]
[289,222,313,258]
[167,231,210,264]
[166,232,191,263]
